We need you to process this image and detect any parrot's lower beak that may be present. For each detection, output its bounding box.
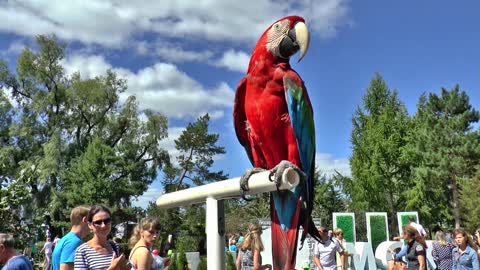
[279,21,310,62]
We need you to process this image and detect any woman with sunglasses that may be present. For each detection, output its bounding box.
[128,218,170,270]
[452,228,479,270]
[74,205,129,270]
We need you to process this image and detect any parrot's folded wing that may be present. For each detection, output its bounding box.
[284,76,315,213]
[233,77,254,165]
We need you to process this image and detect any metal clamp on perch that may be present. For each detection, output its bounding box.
[156,167,300,209]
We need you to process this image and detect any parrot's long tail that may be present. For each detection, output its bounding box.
[271,197,301,270]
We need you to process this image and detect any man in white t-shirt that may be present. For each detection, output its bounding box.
[313,226,344,270]
[409,216,427,237]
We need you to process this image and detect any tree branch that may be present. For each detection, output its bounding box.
[176,147,194,191]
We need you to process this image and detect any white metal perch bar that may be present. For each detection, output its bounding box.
[156,167,301,270]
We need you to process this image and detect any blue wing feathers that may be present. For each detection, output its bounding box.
[284,77,315,212]
[272,76,315,231]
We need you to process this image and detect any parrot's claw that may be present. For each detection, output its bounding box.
[240,167,266,201]
[269,160,307,190]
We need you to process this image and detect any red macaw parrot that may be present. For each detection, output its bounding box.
[233,15,320,270]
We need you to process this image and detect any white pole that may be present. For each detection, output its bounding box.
[206,197,225,270]
[156,167,300,208]
[155,166,301,270]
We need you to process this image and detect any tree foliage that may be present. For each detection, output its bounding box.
[0,35,170,234]
[162,114,227,191]
[147,114,226,251]
[311,169,345,229]
[349,74,412,234]
[406,86,480,228]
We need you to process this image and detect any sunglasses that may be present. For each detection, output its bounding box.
[91,218,112,227]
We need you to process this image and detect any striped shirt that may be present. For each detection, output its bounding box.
[74,243,115,270]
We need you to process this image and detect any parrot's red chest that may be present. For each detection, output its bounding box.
[243,65,300,169]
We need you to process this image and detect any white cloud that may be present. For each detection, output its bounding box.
[61,54,115,79]
[213,49,250,73]
[132,186,162,209]
[316,153,351,178]
[134,40,214,63]
[155,44,214,63]
[159,126,184,160]
[123,63,234,120]
[291,0,352,39]
[61,54,234,120]
[0,1,351,47]
[0,1,135,48]
[6,41,27,55]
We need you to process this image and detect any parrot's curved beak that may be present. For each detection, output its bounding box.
[294,22,310,62]
[279,22,310,62]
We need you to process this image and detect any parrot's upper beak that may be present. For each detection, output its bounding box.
[279,21,310,62]
[294,22,310,62]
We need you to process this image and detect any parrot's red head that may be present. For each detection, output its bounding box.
[249,15,310,71]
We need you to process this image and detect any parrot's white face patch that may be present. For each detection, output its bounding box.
[266,20,290,57]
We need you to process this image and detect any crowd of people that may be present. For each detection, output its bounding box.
[0,205,170,270]
[230,215,480,270]
[4,211,480,270]
[386,216,480,270]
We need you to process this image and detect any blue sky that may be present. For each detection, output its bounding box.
[1,1,479,208]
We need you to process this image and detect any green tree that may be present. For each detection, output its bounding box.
[460,165,480,231]
[406,86,480,228]
[226,251,236,270]
[312,169,346,228]
[0,35,170,232]
[163,114,228,191]
[176,248,188,270]
[169,252,178,270]
[349,74,412,234]
[149,114,227,252]
[198,256,207,270]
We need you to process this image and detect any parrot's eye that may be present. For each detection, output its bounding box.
[274,23,280,30]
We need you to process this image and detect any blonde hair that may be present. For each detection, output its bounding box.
[241,223,264,252]
[128,217,161,248]
[435,231,448,246]
[334,228,344,237]
[70,206,90,226]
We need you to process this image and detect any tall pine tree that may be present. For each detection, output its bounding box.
[406,86,479,228]
[350,74,412,234]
